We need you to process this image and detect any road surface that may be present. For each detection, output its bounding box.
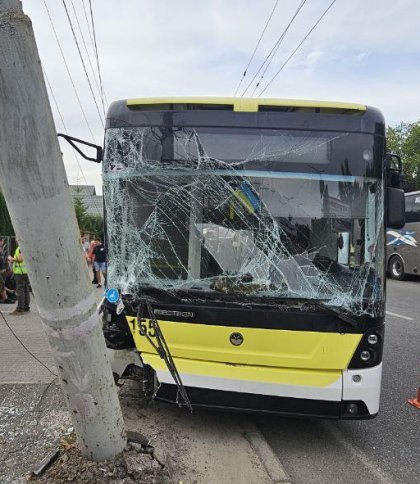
[0,279,419,482]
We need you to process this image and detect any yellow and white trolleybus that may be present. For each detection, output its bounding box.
[92,97,405,419]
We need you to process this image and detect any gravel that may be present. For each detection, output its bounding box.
[0,383,171,483]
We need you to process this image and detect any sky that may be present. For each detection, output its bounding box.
[22,0,420,194]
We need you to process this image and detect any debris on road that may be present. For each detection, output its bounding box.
[31,445,169,484]
[29,448,60,477]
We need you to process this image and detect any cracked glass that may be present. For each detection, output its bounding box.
[103,126,385,318]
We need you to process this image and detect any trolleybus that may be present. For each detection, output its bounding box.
[64,97,404,419]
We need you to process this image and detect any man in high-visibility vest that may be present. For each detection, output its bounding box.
[7,245,30,314]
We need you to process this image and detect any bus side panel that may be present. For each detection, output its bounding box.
[387,222,420,275]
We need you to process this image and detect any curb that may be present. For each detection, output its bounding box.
[242,418,291,484]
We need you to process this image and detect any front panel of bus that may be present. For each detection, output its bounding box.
[103,100,386,419]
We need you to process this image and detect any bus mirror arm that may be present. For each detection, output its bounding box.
[57,133,103,163]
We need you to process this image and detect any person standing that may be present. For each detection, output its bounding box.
[87,239,98,284]
[92,240,106,288]
[8,245,30,314]
[0,239,5,271]
[82,234,90,254]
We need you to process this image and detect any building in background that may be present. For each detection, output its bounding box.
[69,185,103,217]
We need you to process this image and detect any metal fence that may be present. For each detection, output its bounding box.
[0,236,17,269]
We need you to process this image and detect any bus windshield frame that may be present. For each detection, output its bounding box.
[103,120,386,319]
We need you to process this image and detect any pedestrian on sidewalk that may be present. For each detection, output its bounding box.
[7,245,30,315]
[0,267,16,304]
[0,239,5,270]
[92,240,106,288]
[87,239,98,284]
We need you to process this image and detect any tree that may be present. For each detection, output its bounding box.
[0,189,14,235]
[74,197,104,240]
[387,122,420,191]
[74,196,88,229]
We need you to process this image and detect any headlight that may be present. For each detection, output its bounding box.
[348,325,384,369]
[360,350,371,361]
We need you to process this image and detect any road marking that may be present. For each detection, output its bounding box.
[386,311,414,321]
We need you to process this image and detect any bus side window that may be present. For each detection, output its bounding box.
[412,196,420,222]
[405,195,415,222]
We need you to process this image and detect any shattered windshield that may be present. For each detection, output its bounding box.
[103,126,385,317]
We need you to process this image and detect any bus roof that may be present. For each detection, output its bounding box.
[125,97,366,114]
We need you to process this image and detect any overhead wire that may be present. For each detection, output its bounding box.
[250,0,307,96]
[62,0,104,127]
[69,0,105,117]
[81,0,107,110]
[81,0,96,55]
[257,0,338,97]
[88,0,108,113]
[0,309,57,377]
[234,0,279,96]
[43,65,104,218]
[241,0,307,97]
[42,0,97,143]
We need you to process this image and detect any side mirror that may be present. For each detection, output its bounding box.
[57,133,103,163]
[386,187,405,229]
[385,152,402,188]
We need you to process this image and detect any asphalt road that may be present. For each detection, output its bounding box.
[257,277,420,484]
[1,281,419,482]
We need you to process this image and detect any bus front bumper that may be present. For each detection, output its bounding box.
[144,354,382,419]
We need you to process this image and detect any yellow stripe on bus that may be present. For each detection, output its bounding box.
[126,97,366,113]
[126,317,362,371]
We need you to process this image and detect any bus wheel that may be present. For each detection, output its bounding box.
[389,255,405,280]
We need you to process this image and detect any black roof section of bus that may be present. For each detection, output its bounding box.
[106,99,385,136]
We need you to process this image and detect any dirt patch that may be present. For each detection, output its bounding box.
[1,380,272,484]
[32,442,169,484]
[0,382,70,484]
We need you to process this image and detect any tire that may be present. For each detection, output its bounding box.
[388,255,405,280]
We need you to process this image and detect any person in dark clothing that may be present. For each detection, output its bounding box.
[92,240,106,288]
[87,240,98,284]
[0,267,16,304]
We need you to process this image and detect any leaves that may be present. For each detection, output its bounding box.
[73,197,104,240]
[387,121,420,191]
[0,190,14,235]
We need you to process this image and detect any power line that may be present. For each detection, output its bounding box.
[43,65,67,133]
[234,0,279,96]
[0,309,57,377]
[250,0,307,96]
[43,65,104,217]
[241,0,307,97]
[88,0,108,115]
[42,0,97,143]
[62,0,104,127]
[258,0,338,97]
[69,0,105,117]
[81,0,96,60]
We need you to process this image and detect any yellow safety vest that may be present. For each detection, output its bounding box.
[13,247,28,275]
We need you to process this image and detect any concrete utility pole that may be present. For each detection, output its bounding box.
[0,0,126,460]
